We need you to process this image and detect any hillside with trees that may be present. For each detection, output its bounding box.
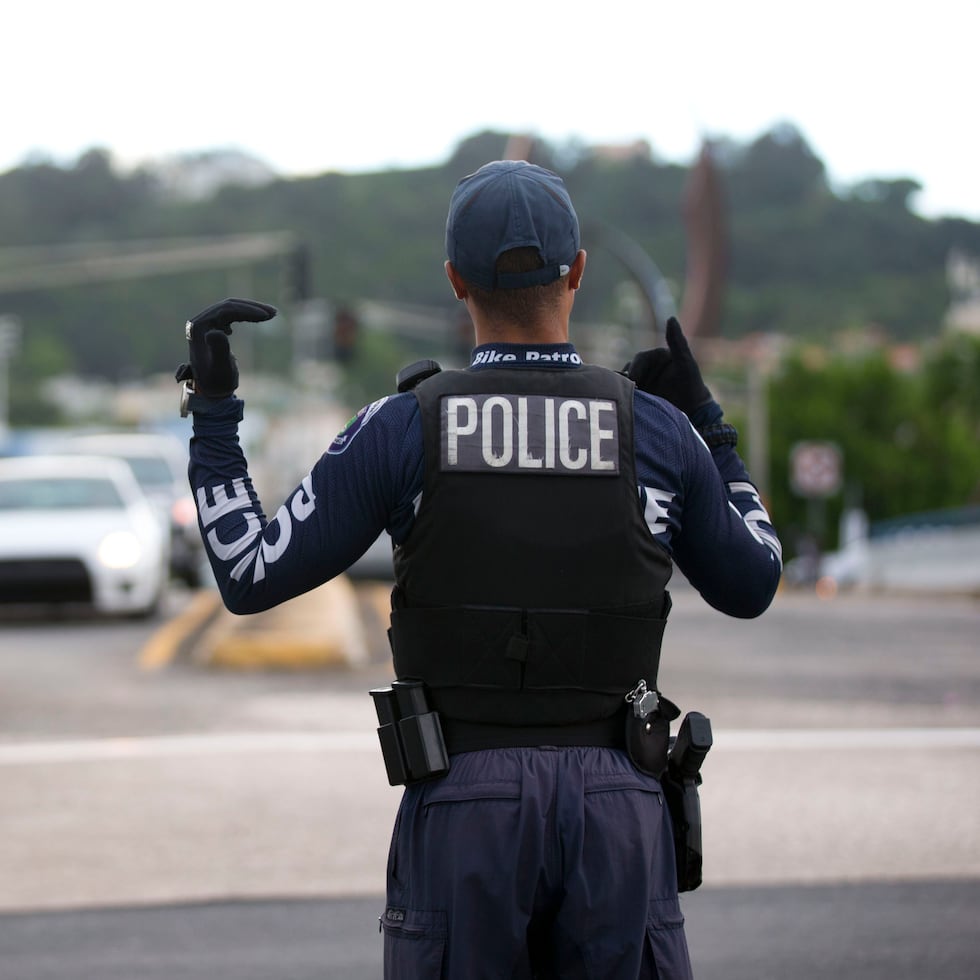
[1,124,979,558]
[3,124,979,384]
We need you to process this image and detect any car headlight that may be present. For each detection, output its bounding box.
[97,531,143,569]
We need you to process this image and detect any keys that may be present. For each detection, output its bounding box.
[627,680,660,719]
[635,688,659,718]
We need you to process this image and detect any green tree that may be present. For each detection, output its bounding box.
[766,334,980,556]
[725,122,828,211]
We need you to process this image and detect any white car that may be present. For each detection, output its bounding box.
[0,455,169,618]
[60,432,205,586]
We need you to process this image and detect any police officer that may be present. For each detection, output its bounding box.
[177,160,782,979]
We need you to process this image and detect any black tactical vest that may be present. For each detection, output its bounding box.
[389,364,673,741]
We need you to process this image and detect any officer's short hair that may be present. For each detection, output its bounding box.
[464,247,567,323]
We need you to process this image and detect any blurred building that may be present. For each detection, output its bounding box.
[945,248,980,335]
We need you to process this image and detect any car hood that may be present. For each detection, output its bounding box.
[0,509,156,558]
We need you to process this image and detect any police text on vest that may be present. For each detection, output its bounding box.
[440,394,620,475]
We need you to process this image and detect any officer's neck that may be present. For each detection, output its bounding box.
[472,315,569,347]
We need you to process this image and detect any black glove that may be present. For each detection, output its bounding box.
[175,298,278,398]
[623,317,712,417]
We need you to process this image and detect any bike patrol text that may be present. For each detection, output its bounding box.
[470,349,584,366]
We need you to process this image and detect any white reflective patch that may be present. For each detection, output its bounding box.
[230,544,260,582]
[261,504,293,563]
[197,478,252,526]
[290,474,316,521]
[557,399,587,469]
[642,485,675,536]
[445,397,478,466]
[251,547,266,583]
[482,396,513,466]
[729,500,765,546]
[206,511,263,561]
[754,527,783,563]
[727,491,783,563]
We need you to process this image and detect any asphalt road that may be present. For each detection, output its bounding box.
[2,880,978,980]
[0,581,977,978]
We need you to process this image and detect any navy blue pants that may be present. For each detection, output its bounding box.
[381,746,693,979]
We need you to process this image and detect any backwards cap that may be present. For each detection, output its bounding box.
[445,160,580,290]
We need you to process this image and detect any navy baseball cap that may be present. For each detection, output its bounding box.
[446,160,580,290]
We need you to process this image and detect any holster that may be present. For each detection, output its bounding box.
[661,711,713,891]
[624,693,680,778]
[662,769,704,891]
[370,680,450,786]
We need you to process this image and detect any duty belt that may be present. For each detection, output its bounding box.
[441,711,626,755]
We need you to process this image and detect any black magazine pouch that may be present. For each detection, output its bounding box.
[624,681,681,778]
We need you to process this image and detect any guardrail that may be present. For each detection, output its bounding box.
[822,506,980,594]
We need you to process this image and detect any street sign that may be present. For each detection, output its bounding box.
[790,440,843,498]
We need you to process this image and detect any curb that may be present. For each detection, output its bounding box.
[192,575,370,671]
[138,590,224,671]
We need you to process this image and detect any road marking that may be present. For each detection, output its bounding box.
[0,732,379,764]
[716,728,980,750]
[0,728,977,766]
[137,589,222,670]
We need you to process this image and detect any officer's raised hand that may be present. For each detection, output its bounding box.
[175,298,278,399]
[624,316,712,418]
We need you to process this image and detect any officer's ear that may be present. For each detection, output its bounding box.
[445,261,468,301]
[568,250,587,290]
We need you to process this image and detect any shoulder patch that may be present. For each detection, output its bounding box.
[328,396,389,455]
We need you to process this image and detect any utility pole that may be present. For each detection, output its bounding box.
[747,358,770,502]
[0,314,22,439]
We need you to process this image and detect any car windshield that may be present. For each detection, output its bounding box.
[120,456,176,490]
[0,477,125,511]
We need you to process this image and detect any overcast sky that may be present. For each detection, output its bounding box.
[4,1,976,220]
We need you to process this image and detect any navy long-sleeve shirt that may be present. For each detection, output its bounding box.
[188,342,782,619]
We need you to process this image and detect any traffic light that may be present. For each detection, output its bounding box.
[333,306,359,363]
[284,243,312,302]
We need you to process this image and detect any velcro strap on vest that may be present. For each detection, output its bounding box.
[390,605,666,695]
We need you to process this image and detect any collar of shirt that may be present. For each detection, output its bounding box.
[469,342,584,370]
